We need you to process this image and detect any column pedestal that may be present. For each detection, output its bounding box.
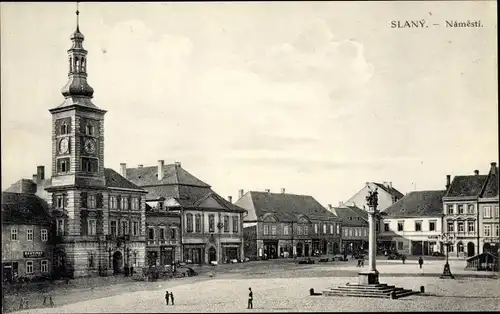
[358,270,380,285]
[440,263,455,279]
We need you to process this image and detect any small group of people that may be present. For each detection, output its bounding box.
[164,291,175,306]
[356,257,365,267]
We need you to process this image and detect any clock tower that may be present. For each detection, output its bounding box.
[49,7,106,189]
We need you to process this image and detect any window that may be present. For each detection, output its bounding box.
[58,158,70,173]
[468,204,475,214]
[209,215,215,232]
[447,205,454,215]
[304,226,308,234]
[397,242,403,251]
[121,221,129,235]
[41,260,49,273]
[429,221,436,231]
[458,205,464,214]
[376,223,379,232]
[148,228,155,240]
[87,195,96,208]
[297,226,303,235]
[27,229,33,241]
[56,196,64,208]
[41,229,48,241]
[186,214,193,233]
[263,224,269,235]
[349,229,353,237]
[87,218,96,235]
[344,228,348,237]
[110,221,117,235]
[131,198,139,210]
[25,261,33,274]
[60,123,68,135]
[495,206,500,218]
[468,221,475,232]
[323,224,327,234]
[356,229,360,237]
[484,206,492,218]
[133,222,139,236]
[384,223,390,232]
[314,224,318,234]
[88,252,95,268]
[415,221,422,232]
[495,225,499,237]
[448,244,454,253]
[336,224,340,234]
[224,216,230,233]
[484,225,491,237]
[364,229,367,237]
[330,224,334,234]
[86,124,94,136]
[271,225,277,235]
[57,219,65,235]
[11,228,18,241]
[159,228,165,240]
[458,242,464,253]
[121,197,129,211]
[109,196,118,209]
[397,221,404,231]
[195,215,201,233]
[170,228,176,240]
[283,225,289,235]
[447,222,454,232]
[457,221,464,232]
[232,216,239,233]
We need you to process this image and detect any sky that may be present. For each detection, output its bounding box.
[1,1,498,206]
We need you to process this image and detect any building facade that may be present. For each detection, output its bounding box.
[329,205,368,255]
[478,162,499,255]
[237,190,342,259]
[379,190,446,256]
[2,193,53,281]
[344,182,404,212]
[123,161,246,264]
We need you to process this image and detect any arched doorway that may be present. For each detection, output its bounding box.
[113,251,123,274]
[296,243,303,257]
[208,247,217,263]
[483,243,491,253]
[467,242,475,257]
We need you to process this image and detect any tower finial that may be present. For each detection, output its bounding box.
[76,2,80,31]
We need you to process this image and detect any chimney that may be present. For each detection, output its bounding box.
[265,189,270,193]
[383,181,388,188]
[474,170,479,175]
[32,174,38,182]
[158,160,165,180]
[138,164,143,168]
[389,181,393,189]
[281,188,286,194]
[491,162,497,175]
[238,189,244,199]
[228,196,233,203]
[328,204,333,210]
[175,162,182,167]
[339,201,343,207]
[37,166,45,182]
[120,163,127,177]
[446,175,451,190]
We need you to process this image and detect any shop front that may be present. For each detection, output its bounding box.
[183,245,204,264]
[222,244,241,262]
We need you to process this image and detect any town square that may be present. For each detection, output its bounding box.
[1,1,498,313]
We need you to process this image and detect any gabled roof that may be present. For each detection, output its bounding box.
[4,179,37,194]
[480,166,499,199]
[384,190,446,218]
[126,164,210,188]
[104,168,145,192]
[444,175,488,198]
[2,192,52,225]
[329,206,368,227]
[236,191,339,222]
[373,182,404,200]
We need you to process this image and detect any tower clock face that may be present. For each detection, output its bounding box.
[59,138,69,154]
[84,138,96,154]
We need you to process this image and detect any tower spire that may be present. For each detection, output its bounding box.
[76,2,80,32]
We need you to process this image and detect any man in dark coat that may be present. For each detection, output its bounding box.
[170,292,175,305]
[165,290,169,305]
[418,256,424,269]
[247,287,253,309]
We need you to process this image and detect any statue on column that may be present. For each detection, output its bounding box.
[365,188,379,208]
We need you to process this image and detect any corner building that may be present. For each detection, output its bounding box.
[45,18,147,277]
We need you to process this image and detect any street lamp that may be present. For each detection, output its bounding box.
[439,233,455,279]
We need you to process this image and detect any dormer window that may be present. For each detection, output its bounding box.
[86,124,94,136]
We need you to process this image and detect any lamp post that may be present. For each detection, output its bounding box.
[439,233,455,279]
[358,188,379,285]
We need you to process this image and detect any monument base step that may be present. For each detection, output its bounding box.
[323,283,420,299]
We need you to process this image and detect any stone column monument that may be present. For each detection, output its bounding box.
[358,188,380,285]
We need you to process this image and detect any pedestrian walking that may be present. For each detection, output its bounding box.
[43,294,54,307]
[247,287,253,309]
[418,256,424,269]
[360,256,365,267]
[165,290,169,305]
[401,255,406,264]
[170,292,174,305]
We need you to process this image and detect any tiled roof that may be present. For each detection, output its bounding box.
[384,190,446,218]
[480,167,499,198]
[347,205,368,221]
[2,192,52,225]
[104,168,145,191]
[329,206,368,227]
[236,191,339,222]
[373,182,404,199]
[444,175,488,198]
[125,164,210,187]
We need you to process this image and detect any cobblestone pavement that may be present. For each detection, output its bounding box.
[6,259,500,313]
